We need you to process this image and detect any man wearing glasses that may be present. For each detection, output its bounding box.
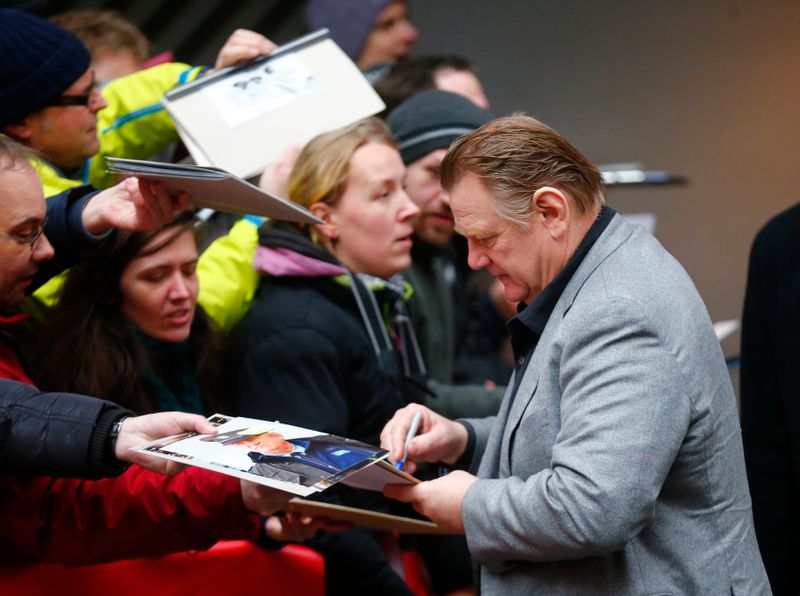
[0,132,190,397]
[0,8,274,198]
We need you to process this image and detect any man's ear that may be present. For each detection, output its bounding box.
[310,202,339,241]
[532,186,569,238]
[3,119,34,142]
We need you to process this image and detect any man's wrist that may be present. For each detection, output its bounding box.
[450,421,476,469]
[79,194,111,236]
[90,406,135,477]
[109,415,132,469]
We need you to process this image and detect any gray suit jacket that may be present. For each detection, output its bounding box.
[461,215,770,595]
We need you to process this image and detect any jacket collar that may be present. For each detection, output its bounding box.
[498,213,637,454]
[559,213,636,315]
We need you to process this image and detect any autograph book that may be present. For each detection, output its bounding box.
[162,29,385,179]
[106,157,322,224]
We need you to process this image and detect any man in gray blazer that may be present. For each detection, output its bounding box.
[382,115,770,594]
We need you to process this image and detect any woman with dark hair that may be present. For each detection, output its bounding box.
[36,210,225,415]
[231,117,473,596]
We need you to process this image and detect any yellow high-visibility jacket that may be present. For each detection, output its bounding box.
[32,63,205,306]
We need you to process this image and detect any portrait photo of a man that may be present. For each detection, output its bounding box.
[202,428,382,488]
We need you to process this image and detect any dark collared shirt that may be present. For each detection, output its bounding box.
[507,206,615,399]
[456,206,616,468]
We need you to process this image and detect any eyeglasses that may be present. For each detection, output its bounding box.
[43,77,101,108]
[44,94,94,107]
[0,215,48,250]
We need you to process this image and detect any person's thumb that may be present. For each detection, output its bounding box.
[406,432,439,462]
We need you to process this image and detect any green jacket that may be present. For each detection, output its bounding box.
[406,247,505,419]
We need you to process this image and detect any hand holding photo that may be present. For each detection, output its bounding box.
[133,414,417,497]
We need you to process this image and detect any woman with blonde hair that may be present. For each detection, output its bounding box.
[231,117,473,595]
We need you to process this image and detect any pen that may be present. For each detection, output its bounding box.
[396,412,423,471]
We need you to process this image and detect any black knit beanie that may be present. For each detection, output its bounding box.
[386,89,494,165]
[0,9,91,127]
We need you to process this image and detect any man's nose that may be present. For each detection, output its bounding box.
[32,233,55,263]
[90,89,107,112]
[467,241,489,270]
[399,20,419,44]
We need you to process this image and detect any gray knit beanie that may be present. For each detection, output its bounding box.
[305,0,392,60]
[0,9,91,127]
[386,90,494,165]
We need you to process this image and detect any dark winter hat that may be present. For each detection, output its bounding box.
[305,0,392,61]
[386,89,494,165]
[0,9,91,127]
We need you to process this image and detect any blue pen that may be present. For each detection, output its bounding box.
[395,412,423,471]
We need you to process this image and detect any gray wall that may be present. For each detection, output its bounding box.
[411,0,800,358]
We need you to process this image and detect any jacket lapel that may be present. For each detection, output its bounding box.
[496,214,636,474]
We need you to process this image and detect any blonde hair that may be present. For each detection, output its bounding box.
[287,117,396,209]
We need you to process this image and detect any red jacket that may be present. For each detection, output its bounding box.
[0,313,33,384]
[0,322,259,565]
[0,466,258,565]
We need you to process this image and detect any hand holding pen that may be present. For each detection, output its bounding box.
[395,412,423,471]
[380,405,470,474]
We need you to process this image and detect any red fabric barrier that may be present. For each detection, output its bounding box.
[0,541,324,596]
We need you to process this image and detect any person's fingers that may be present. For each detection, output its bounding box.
[216,30,276,69]
[228,29,277,54]
[124,177,159,224]
[264,515,289,540]
[380,411,401,456]
[383,483,416,503]
[405,432,440,461]
[174,190,191,212]
[147,180,174,224]
[123,176,145,207]
[122,451,185,475]
[162,460,188,475]
[400,460,418,475]
[388,418,411,462]
[264,513,344,542]
[227,28,269,47]
[182,414,218,435]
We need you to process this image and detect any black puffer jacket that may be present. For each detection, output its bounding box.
[230,223,431,596]
[231,223,426,442]
[0,379,130,478]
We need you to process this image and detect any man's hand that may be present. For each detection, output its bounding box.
[264,513,351,542]
[380,404,468,474]
[214,29,276,71]
[240,480,295,516]
[115,412,217,474]
[259,144,301,197]
[384,470,477,534]
[81,177,190,236]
